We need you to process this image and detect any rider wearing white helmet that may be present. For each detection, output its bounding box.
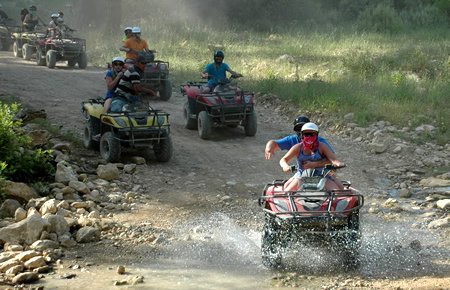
[280,122,345,191]
[120,26,156,62]
[122,26,133,42]
[104,57,126,112]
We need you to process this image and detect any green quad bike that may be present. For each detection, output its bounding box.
[81,98,173,163]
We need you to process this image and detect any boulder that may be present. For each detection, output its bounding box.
[30,240,59,251]
[15,250,41,262]
[76,226,100,243]
[96,164,120,181]
[0,215,50,245]
[420,177,450,187]
[0,259,22,273]
[123,164,137,174]
[26,130,51,148]
[12,272,39,284]
[15,207,27,222]
[26,197,48,210]
[368,142,387,153]
[0,199,22,218]
[68,180,90,194]
[24,256,46,269]
[437,199,450,210]
[2,181,39,202]
[5,264,23,275]
[43,214,70,236]
[55,162,78,184]
[39,199,58,215]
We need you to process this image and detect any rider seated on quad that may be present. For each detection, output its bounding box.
[120,27,156,63]
[200,50,242,93]
[53,18,68,38]
[22,5,45,32]
[47,13,59,37]
[280,122,345,191]
[104,57,125,113]
[122,26,133,43]
[110,51,157,113]
[57,11,74,32]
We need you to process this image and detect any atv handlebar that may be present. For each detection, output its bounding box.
[289,164,346,173]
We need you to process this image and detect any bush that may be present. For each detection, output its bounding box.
[0,102,55,183]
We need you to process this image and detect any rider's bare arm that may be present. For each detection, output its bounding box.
[280,143,301,172]
[228,69,242,77]
[133,83,156,96]
[319,143,344,167]
[201,69,208,79]
[265,140,281,160]
[302,158,331,169]
[105,72,124,90]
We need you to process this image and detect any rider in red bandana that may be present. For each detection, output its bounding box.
[279,122,345,191]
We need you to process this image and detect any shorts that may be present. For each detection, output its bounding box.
[203,83,217,91]
[110,95,140,112]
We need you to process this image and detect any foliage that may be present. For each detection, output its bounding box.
[0,102,55,183]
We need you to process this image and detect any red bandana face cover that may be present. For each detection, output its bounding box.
[302,136,318,150]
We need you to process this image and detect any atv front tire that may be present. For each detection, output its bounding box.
[46,49,57,68]
[153,132,173,162]
[183,101,197,130]
[100,131,121,162]
[261,219,282,269]
[13,40,21,57]
[159,79,172,101]
[244,111,257,136]
[83,119,100,149]
[198,111,212,139]
[35,48,45,66]
[78,52,87,69]
[22,43,32,60]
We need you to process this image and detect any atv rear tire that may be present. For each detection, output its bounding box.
[46,49,57,68]
[78,52,87,69]
[198,111,212,139]
[83,119,100,150]
[13,40,21,57]
[35,48,45,66]
[22,43,32,60]
[159,79,172,101]
[100,131,121,163]
[183,101,197,130]
[244,111,257,136]
[261,219,282,269]
[153,132,173,162]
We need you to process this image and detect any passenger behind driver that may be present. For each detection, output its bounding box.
[201,50,242,93]
[120,27,156,62]
[104,57,125,113]
[110,52,157,112]
[54,18,66,38]
[47,13,59,37]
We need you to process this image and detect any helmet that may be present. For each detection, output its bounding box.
[136,51,153,64]
[57,18,64,23]
[51,13,59,18]
[293,116,310,131]
[301,122,319,133]
[29,5,37,11]
[124,26,132,32]
[132,27,141,33]
[214,50,224,59]
[112,57,124,63]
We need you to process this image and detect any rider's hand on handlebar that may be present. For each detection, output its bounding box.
[332,161,345,168]
[201,73,208,79]
[282,165,291,172]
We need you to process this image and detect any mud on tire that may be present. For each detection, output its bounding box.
[183,101,197,130]
[198,111,212,139]
[100,131,121,163]
[153,132,173,162]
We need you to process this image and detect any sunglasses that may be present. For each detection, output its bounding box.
[113,62,124,66]
[303,132,317,137]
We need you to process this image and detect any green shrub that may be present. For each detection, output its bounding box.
[357,3,404,33]
[0,102,55,183]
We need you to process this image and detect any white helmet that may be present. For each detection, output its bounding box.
[124,26,132,32]
[112,56,124,63]
[132,27,141,33]
[301,122,319,133]
[51,13,59,18]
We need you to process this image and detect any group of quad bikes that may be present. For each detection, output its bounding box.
[0,19,87,68]
[3,19,362,270]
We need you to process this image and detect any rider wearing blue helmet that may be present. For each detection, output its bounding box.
[201,50,242,93]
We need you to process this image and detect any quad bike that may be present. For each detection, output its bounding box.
[258,164,364,269]
[124,52,172,101]
[13,28,87,69]
[0,19,19,51]
[81,98,173,163]
[180,75,257,139]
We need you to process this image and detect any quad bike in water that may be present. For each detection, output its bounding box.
[180,75,257,139]
[81,98,173,163]
[123,52,172,101]
[258,164,364,269]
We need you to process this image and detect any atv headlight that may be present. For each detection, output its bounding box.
[157,116,166,126]
[114,117,127,128]
[335,198,350,212]
[159,64,167,71]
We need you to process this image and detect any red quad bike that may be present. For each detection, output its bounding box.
[258,164,364,269]
[37,34,87,69]
[180,75,257,139]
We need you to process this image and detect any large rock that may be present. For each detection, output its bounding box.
[368,142,387,153]
[39,199,58,215]
[26,130,51,148]
[12,272,39,284]
[96,164,120,181]
[43,214,70,236]
[0,259,22,273]
[26,197,48,210]
[24,256,46,269]
[428,217,450,229]
[15,250,41,262]
[420,177,450,187]
[76,226,100,243]
[68,181,90,194]
[30,240,59,251]
[15,207,27,222]
[437,199,450,210]
[55,162,78,184]
[2,181,39,202]
[0,199,22,218]
[0,215,50,245]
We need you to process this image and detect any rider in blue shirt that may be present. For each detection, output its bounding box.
[201,50,242,93]
[265,116,334,161]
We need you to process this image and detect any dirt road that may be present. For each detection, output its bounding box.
[0,52,448,289]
